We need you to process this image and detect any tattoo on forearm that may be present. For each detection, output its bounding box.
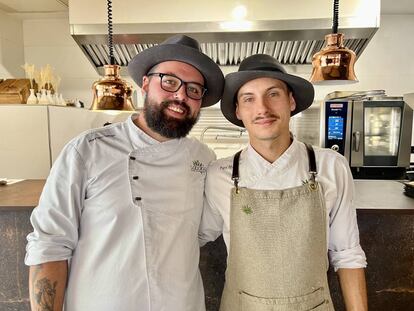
[34,277,57,311]
[31,265,58,311]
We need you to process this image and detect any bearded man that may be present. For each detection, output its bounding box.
[26,35,224,311]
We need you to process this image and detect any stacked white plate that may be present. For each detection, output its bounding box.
[403,181,414,198]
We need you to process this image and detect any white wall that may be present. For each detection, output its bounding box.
[0,9,24,77]
[22,15,99,106]
[21,14,140,108]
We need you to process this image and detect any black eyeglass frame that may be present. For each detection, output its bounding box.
[147,72,207,100]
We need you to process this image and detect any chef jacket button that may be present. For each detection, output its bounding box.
[135,196,142,201]
[132,176,139,180]
[129,156,136,160]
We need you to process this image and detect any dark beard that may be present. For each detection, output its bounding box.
[143,97,199,139]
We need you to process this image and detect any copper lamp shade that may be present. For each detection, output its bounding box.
[310,33,358,85]
[90,0,136,111]
[90,64,135,111]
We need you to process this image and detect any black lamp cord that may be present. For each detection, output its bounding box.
[332,0,339,34]
[107,0,115,65]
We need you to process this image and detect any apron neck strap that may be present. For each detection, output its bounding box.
[304,143,317,182]
[231,143,318,191]
[232,150,242,192]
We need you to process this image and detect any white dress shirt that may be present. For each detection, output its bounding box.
[25,114,215,311]
[200,139,367,271]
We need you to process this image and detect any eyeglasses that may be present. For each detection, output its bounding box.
[147,73,207,100]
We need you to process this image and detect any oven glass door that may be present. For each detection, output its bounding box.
[363,102,403,166]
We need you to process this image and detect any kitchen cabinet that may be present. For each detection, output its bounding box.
[0,104,132,179]
[0,105,50,178]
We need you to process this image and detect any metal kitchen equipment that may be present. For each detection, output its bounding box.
[90,0,135,111]
[320,91,413,179]
[68,0,380,75]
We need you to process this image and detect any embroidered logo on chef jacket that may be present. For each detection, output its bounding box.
[87,134,116,142]
[191,160,207,174]
[219,164,233,171]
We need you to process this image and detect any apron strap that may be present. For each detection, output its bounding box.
[232,144,317,191]
[232,150,242,193]
[304,143,318,186]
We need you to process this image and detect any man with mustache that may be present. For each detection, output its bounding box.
[200,54,368,310]
[25,35,224,311]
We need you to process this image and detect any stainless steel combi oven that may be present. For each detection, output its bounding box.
[320,91,413,179]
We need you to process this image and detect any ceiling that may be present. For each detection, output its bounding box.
[0,0,413,15]
[0,0,68,13]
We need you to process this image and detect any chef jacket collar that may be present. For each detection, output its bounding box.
[244,137,301,182]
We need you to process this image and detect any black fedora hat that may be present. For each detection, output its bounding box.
[127,34,224,107]
[221,54,315,127]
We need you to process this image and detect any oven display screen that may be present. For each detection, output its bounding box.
[328,116,344,140]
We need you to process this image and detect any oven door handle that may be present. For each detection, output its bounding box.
[353,131,360,152]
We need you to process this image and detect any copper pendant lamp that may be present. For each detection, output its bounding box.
[90,0,135,111]
[310,0,358,85]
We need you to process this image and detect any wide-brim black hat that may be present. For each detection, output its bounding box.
[128,35,224,107]
[221,54,315,127]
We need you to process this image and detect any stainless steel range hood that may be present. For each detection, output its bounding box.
[69,0,380,75]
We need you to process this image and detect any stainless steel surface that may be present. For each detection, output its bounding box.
[351,100,364,166]
[404,92,414,110]
[70,16,379,75]
[322,93,413,171]
[353,180,414,210]
[200,126,246,143]
[398,102,413,166]
[353,131,360,152]
[325,90,387,101]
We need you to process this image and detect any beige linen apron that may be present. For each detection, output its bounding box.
[220,143,334,311]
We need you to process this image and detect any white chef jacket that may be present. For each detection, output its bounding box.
[25,114,215,311]
[200,139,367,271]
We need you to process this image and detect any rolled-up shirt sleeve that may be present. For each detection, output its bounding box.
[25,143,86,265]
[327,155,367,271]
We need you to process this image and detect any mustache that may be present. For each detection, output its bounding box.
[253,113,279,122]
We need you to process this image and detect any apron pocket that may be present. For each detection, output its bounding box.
[240,287,328,311]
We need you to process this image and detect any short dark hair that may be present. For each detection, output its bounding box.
[146,63,160,75]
